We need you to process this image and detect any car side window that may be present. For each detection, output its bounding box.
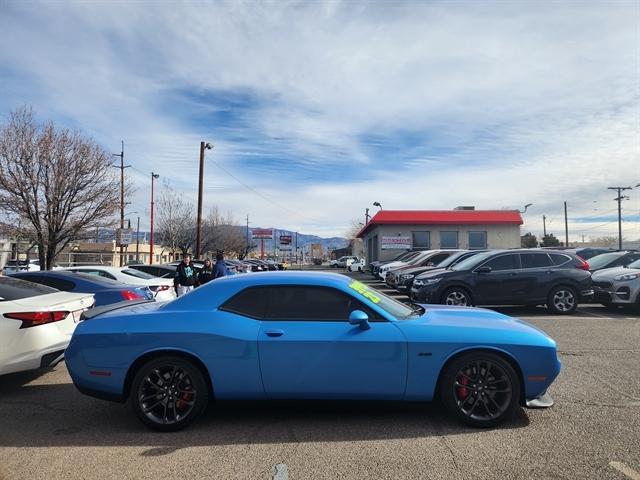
[482,254,519,271]
[219,287,270,319]
[520,253,553,269]
[427,253,450,265]
[265,286,383,321]
[548,253,571,266]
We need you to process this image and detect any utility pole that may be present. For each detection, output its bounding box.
[112,141,129,267]
[564,201,569,247]
[196,141,213,259]
[150,172,159,264]
[246,214,249,258]
[543,215,547,237]
[365,208,370,224]
[136,216,140,263]
[608,186,632,250]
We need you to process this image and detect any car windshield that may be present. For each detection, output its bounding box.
[347,280,420,319]
[588,252,625,270]
[626,259,640,269]
[122,269,155,279]
[450,251,496,271]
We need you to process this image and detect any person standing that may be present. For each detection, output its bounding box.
[197,259,214,286]
[174,254,197,296]
[213,252,230,279]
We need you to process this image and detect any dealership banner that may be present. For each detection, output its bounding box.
[251,228,274,240]
[381,236,412,250]
[279,235,292,245]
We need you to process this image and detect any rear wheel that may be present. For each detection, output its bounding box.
[441,287,472,307]
[440,352,520,428]
[130,356,209,432]
[547,285,578,314]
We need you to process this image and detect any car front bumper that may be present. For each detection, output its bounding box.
[593,284,637,305]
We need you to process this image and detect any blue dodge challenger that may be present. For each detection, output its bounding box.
[65,272,561,431]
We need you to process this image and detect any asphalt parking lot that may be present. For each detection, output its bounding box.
[0,269,638,480]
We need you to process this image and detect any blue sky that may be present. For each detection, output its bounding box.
[1,0,639,239]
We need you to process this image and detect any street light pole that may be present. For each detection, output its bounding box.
[112,141,129,267]
[150,172,159,264]
[196,142,213,259]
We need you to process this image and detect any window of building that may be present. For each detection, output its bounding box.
[412,231,431,249]
[468,231,487,250]
[440,231,459,249]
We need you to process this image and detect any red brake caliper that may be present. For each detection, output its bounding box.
[456,374,470,400]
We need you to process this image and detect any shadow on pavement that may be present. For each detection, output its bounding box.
[0,372,530,449]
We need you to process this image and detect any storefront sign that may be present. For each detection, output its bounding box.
[381,236,411,250]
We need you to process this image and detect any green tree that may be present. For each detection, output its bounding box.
[541,233,561,247]
[521,232,538,248]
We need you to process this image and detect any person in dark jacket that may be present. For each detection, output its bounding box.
[197,259,214,286]
[213,252,230,279]
[174,254,197,296]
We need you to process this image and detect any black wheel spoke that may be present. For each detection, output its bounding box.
[142,397,164,413]
[140,392,161,402]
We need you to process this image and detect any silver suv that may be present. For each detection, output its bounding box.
[592,258,640,308]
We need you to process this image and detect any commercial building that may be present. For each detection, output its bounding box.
[357,208,523,263]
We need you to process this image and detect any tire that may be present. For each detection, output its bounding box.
[439,351,521,428]
[441,287,472,307]
[547,285,578,314]
[130,355,209,432]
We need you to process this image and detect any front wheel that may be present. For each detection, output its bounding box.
[130,356,209,431]
[547,285,578,314]
[441,287,472,307]
[439,352,521,428]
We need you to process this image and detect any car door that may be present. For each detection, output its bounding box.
[257,285,407,400]
[473,253,525,304]
[518,252,555,303]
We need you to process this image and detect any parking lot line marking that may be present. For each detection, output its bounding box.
[272,463,289,480]
[609,461,640,480]
[576,309,620,319]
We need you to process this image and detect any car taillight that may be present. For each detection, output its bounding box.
[121,290,144,300]
[5,311,70,329]
[576,259,590,270]
[150,285,170,292]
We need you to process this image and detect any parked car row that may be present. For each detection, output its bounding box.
[368,249,640,314]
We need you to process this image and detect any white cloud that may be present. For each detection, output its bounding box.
[0,0,638,239]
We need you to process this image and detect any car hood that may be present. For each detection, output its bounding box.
[398,265,441,276]
[414,267,451,279]
[592,266,640,280]
[397,305,556,347]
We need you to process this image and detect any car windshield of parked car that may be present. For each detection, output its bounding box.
[626,259,640,269]
[588,252,624,270]
[121,268,156,280]
[0,276,58,300]
[348,280,420,319]
[450,251,496,271]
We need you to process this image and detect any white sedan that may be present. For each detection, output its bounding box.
[61,266,176,302]
[348,258,366,272]
[0,276,94,375]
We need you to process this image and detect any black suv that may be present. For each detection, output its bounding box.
[410,249,593,314]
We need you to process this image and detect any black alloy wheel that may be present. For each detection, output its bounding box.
[440,352,520,428]
[130,356,209,432]
[547,285,578,315]
[441,287,472,307]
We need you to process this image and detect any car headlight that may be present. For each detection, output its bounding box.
[400,274,414,280]
[413,280,424,287]
[614,272,640,281]
[424,277,442,285]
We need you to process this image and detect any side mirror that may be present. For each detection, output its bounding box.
[348,310,371,330]
[476,266,492,274]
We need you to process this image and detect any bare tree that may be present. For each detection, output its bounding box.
[201,206,247,258]
[155,182,195,256]
[0,107,121,269]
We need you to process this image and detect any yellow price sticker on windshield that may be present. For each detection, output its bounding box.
[349,280,381,304]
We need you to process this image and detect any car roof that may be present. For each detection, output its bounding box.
[11,270,123,286]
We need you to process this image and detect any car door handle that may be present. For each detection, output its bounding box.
[265,329,284,338]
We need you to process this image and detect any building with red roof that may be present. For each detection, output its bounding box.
[357,207,523,263]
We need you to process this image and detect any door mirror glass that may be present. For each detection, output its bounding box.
[348,310,371,330]
[476,266,492,274]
